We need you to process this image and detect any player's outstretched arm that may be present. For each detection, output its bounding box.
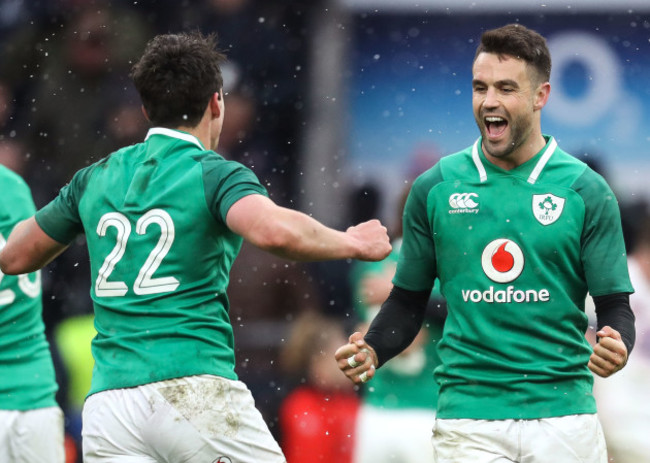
[0,217,69,275]
[335,331,378,384]
[226,194,391,262]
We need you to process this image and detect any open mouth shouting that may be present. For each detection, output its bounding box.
[484,115,508,140]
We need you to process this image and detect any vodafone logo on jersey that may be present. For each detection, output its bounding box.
[462,238,550,304]
[481,239,524,283]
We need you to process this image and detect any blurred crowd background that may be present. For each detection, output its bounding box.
[0,1,648,462]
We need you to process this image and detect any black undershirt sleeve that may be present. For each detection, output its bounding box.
[363,285,429,368]
[593,292,636,354]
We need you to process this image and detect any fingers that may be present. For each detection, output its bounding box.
[588,327,628,378]
[335,332,377,384]
[596,325,622,341]
[347,220,392,262]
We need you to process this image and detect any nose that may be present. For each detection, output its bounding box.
[483,87,499,109]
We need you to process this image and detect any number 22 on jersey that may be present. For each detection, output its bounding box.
[95,209,180,297]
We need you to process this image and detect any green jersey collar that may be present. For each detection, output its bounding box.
[145,128,205,150]
[471,136,557,185]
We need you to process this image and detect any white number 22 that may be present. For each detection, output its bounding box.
[95,209,180,297]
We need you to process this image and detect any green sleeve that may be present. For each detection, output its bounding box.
[35,164,96,244]
[393,166,442,292]
[201,157,268,224]
[574,169,633,296]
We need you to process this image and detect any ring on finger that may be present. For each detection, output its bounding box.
[347,355,362,368]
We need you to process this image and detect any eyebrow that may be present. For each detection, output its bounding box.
[472,78,520,88]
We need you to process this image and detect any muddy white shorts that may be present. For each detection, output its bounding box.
[432,414,607,463]
[82,375,286,463]
[0,406,64,463]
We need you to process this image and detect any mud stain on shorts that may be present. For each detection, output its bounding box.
[158,378,240,438]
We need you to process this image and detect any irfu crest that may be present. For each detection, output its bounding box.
[532,194,565,225]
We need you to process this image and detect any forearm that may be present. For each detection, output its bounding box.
[363,285,429,367]
[593,292,636,354]
[254,207,360,261]
[0,217,68,274]
[226,194,389,262]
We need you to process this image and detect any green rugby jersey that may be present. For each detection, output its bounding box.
[0,166,58,410]
[35,128,267,396]
[394,136,633,420]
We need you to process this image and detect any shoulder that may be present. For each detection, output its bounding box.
[553,150,613,198]
[411,146,473,194]
[197,151,265,194]
[195,150,251,174]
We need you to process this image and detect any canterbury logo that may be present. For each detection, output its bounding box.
[449,193,479,214]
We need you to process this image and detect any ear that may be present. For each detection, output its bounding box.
[534,82,551,111]
[140,105,150,122]
[209,91,223,120]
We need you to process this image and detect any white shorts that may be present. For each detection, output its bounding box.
[432,414,607,463]
[0,406,64,463]
[82,375,286,463]
[353,404,435,463]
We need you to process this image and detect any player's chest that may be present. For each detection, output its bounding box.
[429,180,584,252]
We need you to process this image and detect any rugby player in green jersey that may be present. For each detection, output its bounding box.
[0,165,64,462]
[0,32,391,463]
[336,24,635,463]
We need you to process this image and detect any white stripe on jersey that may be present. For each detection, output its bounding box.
[527,137,557,184]
[471,137,558,184]
[472,140,488,183]
[145,127,205,150]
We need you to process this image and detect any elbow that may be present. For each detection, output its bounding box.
[0,252,21,275]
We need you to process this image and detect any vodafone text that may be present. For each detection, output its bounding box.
[462,286,550,303]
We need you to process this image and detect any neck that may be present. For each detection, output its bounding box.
[176,122,211,150]
[176,106,220,151]
[484,132,546,170]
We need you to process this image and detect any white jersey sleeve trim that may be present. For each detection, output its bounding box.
[472,139,488,183]
[527,137,557,184]
[145,128,205,151]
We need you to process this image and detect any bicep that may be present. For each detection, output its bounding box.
[225,194,278,240]
[0,217,68,274]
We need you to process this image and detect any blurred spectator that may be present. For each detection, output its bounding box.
[22,5,150,199]
[593,205,650,463]
[349,185,444,463]
[278,311,360,463]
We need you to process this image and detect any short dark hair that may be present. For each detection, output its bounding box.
[130,31,226,128]
[474,24,551,85]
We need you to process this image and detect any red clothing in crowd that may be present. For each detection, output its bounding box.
[280,386,360,463]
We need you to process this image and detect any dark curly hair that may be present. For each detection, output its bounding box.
[474,24,551,85]
[130,31,226,128]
